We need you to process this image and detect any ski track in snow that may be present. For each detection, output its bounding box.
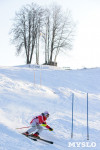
[0,65,100,150]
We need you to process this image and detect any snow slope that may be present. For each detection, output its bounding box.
[0,65,100,150]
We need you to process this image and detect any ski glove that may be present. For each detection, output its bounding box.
[48,127,53,131]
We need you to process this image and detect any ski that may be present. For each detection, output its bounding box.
[36,137,53,144]
[28,136,37,141]
[29,135,53,144]
[22,133,53,144]
[22,134,37,141]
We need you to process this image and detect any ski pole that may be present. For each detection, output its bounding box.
[87,93,89,140]
[16,126,31,129]
[71,93,74,138]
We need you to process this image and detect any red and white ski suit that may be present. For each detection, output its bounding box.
[27,114,51,134]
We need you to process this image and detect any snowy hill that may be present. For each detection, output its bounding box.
[0,65,100,150]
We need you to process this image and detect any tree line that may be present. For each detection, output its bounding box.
[10,3,76,66]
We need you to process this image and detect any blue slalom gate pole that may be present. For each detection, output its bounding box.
[87,93,89,140]
[71,93,74,138]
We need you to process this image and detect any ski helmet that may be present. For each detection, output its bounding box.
[43,111,49,117]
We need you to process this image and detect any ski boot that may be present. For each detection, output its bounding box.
[31,132,40,139]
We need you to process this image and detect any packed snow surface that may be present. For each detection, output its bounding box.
[0,65,100,150]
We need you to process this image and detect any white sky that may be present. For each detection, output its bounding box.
[0,0,100,69]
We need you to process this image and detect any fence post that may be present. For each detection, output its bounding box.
[40,65,42,86]
[34,66,35,85]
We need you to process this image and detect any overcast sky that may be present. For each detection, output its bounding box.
[0,0,100,68]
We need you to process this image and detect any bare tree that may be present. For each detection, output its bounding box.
[43,5,76,65]
[10,3,44,64]
[40,9,50,64]
[54,10,75,63]
[10,3,76,66]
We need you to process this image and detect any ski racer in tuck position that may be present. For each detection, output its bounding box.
[23,111,53,138]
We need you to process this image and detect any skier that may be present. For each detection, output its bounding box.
[23,111,53,138]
